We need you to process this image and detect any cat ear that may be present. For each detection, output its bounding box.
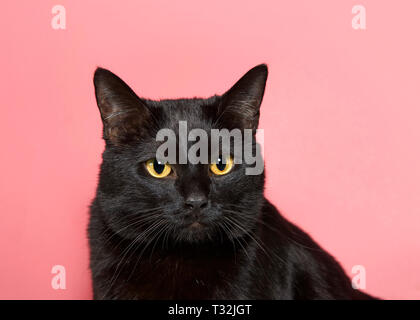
[93,68,153,145]
[219,64,268,130]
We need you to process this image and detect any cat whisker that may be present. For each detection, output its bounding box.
[223,210,294,265]
[224,214,269,256]
[126,220,170,280]
[222,209,284,264]
[222,218,252,262]
[101,218,166,299]
[218,221,237,263]
[91,211,164,263]
[92,206,166,242]
[91,214,163,260]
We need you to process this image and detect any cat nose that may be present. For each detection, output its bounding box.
[184,193,208,210]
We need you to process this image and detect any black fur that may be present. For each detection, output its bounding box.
[88,65,375,299]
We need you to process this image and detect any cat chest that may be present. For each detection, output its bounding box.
[129,256,239,299]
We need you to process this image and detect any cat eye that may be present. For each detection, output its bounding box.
[145,159,172,178]
[210,156,234,176]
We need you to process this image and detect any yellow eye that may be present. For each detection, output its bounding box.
[145,159,172,178]
[210,156,234,176]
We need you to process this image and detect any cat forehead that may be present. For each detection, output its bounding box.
[149,96,220,130]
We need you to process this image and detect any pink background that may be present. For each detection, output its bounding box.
[1,0,419,299]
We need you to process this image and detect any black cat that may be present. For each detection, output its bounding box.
[88,64,375,299]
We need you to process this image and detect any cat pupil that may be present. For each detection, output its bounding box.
[153,159,165,174]
[216,157,226,171]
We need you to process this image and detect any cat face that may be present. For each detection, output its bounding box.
[93,65,268,245]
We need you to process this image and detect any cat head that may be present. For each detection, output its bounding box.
[93,64,268,245]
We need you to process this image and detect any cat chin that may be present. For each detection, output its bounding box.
[173,223,217,244]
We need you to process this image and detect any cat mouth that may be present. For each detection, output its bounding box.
[182,221,206,233]
[179,216,207,229]
[174,220,212,243]
[189,221,203,228]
